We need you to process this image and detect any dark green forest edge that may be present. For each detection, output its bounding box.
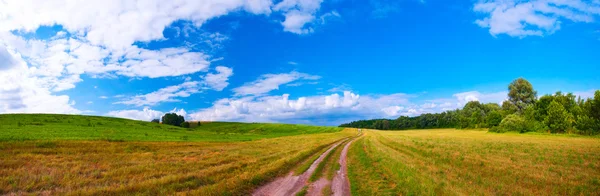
[341,78,600,135]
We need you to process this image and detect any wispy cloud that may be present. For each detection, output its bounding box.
[233,71,321,96]
[473,0,600,37]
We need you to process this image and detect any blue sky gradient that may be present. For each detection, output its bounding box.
[0,0,598,125]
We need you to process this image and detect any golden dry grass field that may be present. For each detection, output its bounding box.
[348,129,600,195]
[0,114,357,195]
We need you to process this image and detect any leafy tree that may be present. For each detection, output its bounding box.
[197,121,202,127]
[501,100,518,115]
[162,113,185,127]
[591,90,600,121]
[486,111,502,127]
[544,101,573,133]
[508,78,537,113]
[576,115,597,135]
[180,121,190,128]
[533,95,554,121]
[497,114,526,133]
[151,119,160,123]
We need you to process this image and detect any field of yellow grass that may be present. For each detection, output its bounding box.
[348,129,600,195]
[0,128,356,195]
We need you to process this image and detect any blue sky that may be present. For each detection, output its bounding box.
[0,0,598,125]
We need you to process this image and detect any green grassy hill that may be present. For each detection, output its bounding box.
[0,114,342,142]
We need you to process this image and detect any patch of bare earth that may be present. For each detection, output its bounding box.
[331,137,357,196]
[253,140,346,196]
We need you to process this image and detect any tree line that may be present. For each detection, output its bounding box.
[340,78,600,135]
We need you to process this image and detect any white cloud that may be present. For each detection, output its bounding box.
[473,0,600,37]
[281,10,317,34]
[107,107,164,121]
[115,81,200,106]
[0,0,340,116]
[188,90,508,125]
[233,71,321,96]
[99,96,108,99]
[452,91,507,105]
[0,45,17,71]
[0,51,80,114]
[0,0,273,50]
[274,0,338,34]
[107,107,188,122]
[169,108,187,117]
[573,89,599,99]
[115,66,234,106]
[203,66,234,91]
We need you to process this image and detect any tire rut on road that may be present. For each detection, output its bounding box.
[330,131,362,196]
[306,130,362,196]
[252,139,347,196]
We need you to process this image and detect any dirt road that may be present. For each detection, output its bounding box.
[254,129,362,196]
[253,140,346,196]
[330,137,356,196]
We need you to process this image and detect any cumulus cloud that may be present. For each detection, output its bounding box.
[188,90,508,125]
[115,81,201,106]
[453,91,507,105]
[233,71,321,96]
[107,107,187,122]
[115,66,234,106]
[273,0,339,34]
[0,53,80,114]
[473,0,600,37]
[0,0,341,116]
[107,107,165,121]
[0,0,273,50]
[203,66,234,91]
[0,45,17,71]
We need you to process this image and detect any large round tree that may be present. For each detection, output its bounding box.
[508,78,537,113]
[162,113,185,127]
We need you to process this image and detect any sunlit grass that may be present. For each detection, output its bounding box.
[0,114,352,194]
[348,129,600,195]
[0,129,356,195]
[0,114,342,142]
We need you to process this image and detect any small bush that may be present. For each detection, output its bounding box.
[151,119,160,123]
[180,122,190,128]
[491,114,526,133]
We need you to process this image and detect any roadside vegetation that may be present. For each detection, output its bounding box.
[0,115,354,195]
[341,78,600,136]
[347,129,600,195]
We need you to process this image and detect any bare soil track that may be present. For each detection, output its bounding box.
[330,136,357,196]
[254,129,362,196]
[253,140,346,196]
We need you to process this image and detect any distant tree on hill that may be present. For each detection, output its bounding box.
[162,113,185,127]
[197,121,202,127]
[151,119,160,123]
[508,78,537,113]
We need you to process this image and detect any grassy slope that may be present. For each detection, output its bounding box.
[0,114,342,142]
[0,114,354,195]
[348,129,600,195]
